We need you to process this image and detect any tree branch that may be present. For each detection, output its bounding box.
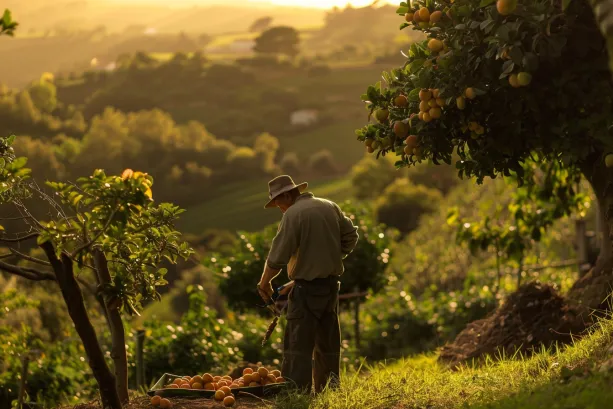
[71,209,117,258]
[0,260,55,281]
[0,232,38,243]
[9,248,51,266]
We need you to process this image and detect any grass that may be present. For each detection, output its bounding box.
[267,317,613,409]
[177,176,353,234]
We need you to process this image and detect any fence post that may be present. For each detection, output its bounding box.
[576,219,588,274]
[353,286,360,351]
[17,354,29,409]
[136,329,146,390]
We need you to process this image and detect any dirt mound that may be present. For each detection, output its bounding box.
[568,257,613,313]
[439,282,588,368]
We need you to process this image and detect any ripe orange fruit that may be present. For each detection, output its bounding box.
[475,126,485,135]
[276,376,285,383]
[243,374,253,384]
[403,145,412,155]
[427,38,443,53]
[267,374,277,383]
[429,107,442,119]
[220,386,232,396]
[223,395,236,407]
[422,112,432,122]
[393,121,409,138]
[508,73,520,88]
[468,122,479,131]
[367,146,375,153]
[190,375,203,385]
[464,88,476,99]
[202,373,213,384]
[223,375,233,381]
[213,376,222,382]
[249,381,258,387]
[191,382,203,390]
[418,7,430,21]
[419,101,429,112]
[405,135,418,148]
[258,367,269,378]
[405,12,414,22]
[230,383,239,389]
[243,368,254,376]
[204,382,215,390]
[251,373,261,383]
[430,10,442,23]
[167,384,178,389]
[418,111,425,120]
[436,97,445,107]
[497,0,517,15]
[413,12,421,23]
[160,398,172,409]
[431,89,440,98]
[271,370,281,378]
[394,95,408,107]
[172,379,182,386]
[456,96,466,110]
[151,396,161,406]
[517,72,532,86]
[214,390,225,401]
[419,89,432,101]
[179,383,190,389]
[428,99,438,108]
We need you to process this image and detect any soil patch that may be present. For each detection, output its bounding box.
[438,282,588,368]
[66,395,267,409]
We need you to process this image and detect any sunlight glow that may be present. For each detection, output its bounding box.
[261,0,396,8]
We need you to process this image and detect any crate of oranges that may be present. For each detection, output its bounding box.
[147,366,288,403]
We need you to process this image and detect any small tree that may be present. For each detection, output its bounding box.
[0,135,192,408]
[253,26,301,58]
[249,16,273,33]
[355,0,613,301]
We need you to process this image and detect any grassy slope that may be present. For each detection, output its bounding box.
[271,319,613,409]
[176,176,353,234]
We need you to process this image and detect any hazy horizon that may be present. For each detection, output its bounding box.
[102,0,396,9]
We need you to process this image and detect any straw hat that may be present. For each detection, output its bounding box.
[264,175,308,209]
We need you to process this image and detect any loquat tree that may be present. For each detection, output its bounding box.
[356,0,613,304]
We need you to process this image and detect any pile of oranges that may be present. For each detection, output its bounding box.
[150,366,285,407]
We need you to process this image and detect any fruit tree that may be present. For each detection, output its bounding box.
[356,0,613,294]
[0,134,192,409]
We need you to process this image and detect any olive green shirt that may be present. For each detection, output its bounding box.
[266,192,359,281]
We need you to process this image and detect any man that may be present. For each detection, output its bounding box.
[257,175,359,394]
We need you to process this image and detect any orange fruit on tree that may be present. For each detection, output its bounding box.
[464,88,477,99]
[393,121,409,138]
[431,89,440,98]
[214,390,225,401]
[418,7,430,21]
[422,112,432,122]
[428,99,438,108]
[429,107,442,119]
[375,108,389,122]
[405,135,418,148]
[394,95,409,107]
[403,145,412,155]
[419,101,429,112]
[223,395,236,407]
[508,73,520,88]
[430,10,443,23]
[436,97,445,107]
[367,146,375,154]
[419,89,432,101]
[517,72,532,86]
[497,0,517,15]
[160,398,172,409]
[456,96,466,110]
[405,12,414,22]
[427,38,444,53]
[121,169,134,180]
[418,111,425,120]
[151,396,161,406]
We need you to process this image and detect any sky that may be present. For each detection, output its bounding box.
[107,0,396,9]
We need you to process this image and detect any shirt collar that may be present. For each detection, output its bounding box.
[296,192,313,202]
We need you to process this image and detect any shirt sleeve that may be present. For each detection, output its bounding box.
[334,203,359,256]
[266,211,300,270]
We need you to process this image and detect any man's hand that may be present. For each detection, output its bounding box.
[257,280,274,302]
[278,280,294,296]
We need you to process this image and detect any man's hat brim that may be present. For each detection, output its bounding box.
[264,182,308,209]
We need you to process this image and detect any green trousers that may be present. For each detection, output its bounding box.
[281,276,341,394]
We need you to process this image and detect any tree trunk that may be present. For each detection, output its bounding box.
[40,242,122,409]
[93,249,129,404]
[569,152,613,313]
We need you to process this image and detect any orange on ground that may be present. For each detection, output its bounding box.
[151,396,161,406]
[160,398,172,409]
[223,395,236,407]
[220,386,232,397]
[214,390,225,401]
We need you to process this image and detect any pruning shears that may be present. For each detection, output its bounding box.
[257,282,292,346]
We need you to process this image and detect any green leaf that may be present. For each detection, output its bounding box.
[396,6,410,14]
[562,0,572,10]
[408,88,421,102]
[7,134,15,145]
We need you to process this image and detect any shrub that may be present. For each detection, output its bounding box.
[307,149,337,176]
[279,152,301,176]
[350,154,399,200]
[374,178,442,234]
